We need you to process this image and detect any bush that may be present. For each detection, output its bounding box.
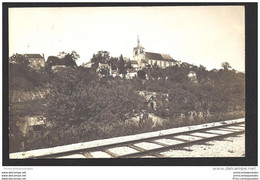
[10,62,51,91]
[41,69,148,147]
[10,61,245,151]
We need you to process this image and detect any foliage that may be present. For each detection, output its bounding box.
[221,62,232,71]
[108,57,119,70]
[118,54,127,76]
[90,51,110,69]
[126,61,133,69]
[43,69,147,144]
[58,50,80,62]
[63,52,79,68]
[98,67,110,76]
[143,64,245,118]
[10,58,245,151]
[137,70,146,79]
[46,51,79,69]
[9,53,30,65]
[9,54,50,91]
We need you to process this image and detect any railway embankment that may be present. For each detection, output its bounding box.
[10,118,244,159]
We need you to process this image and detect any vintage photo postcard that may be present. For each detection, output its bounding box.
[4,4,256,166]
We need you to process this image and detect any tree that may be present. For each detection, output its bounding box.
[57,51,67,59]
[118,54,127,77]
[9,54,30,78]
[137,70,146,79]
[108,57,119,70]
[221,62,232,71]
[58,51,80,61]
[43,69,147,146]
[59,51,79,68]
[63,54,77,68]
[199,64,206,71]
[9,53,29,66]
[69,51,80,61]
[91,51,110,69]
[126,61,133,69]
[9,53,50,90]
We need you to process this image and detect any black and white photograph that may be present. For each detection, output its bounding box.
[4,3,256,168]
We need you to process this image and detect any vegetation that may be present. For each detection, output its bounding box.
[46,51,79,70]
[90,51,110,69]
[90,51,129,74]
[143,65,245,116]
[9,54,50,91]
[118,54,127,77]
[9,51,245,152]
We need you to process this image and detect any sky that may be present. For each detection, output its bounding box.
[9,6,245,71]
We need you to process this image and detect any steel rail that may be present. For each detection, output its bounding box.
[43,121,245,159]
[118,130,244,158]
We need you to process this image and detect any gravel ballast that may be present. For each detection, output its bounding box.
[159,134,245,157]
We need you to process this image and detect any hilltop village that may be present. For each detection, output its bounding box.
[82,37,183,80]
[9,37,245,153]
[10,37,206,82]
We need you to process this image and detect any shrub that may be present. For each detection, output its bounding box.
[42,69,148,147]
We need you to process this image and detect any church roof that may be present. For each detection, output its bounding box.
[145,52,175,62]
[130,60,138,64]
[133,45,144,50]
[24,54,44,59]
[141,59,148,64]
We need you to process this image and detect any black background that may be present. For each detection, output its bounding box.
[2,2,257,166]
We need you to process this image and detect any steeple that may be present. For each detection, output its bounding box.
[133,35,145,59]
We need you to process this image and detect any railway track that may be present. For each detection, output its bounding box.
[10,118,245,159]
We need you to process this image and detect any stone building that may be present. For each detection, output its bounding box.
[24,54,45,70]
[96,63,112,77]
[131,36,176,69]
[125,69,138,79]
[130,60,139,69]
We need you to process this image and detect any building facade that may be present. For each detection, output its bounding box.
[132,37,176,69]
[24,54,45,70]
[96,63,112,77]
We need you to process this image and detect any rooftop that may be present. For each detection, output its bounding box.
[145,52,175,62]
[130,60,138,64]
[24,54,44,59]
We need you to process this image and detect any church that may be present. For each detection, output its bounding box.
[131,37,177,69]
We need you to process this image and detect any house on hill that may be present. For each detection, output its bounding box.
[126,69,138,79]
[46,56,76,73]
[24,54,45,70]
[96,63,112,77]
[131,36,176,69]
[130,60,139,69]
[82,62,92,68]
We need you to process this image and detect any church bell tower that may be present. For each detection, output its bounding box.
[133,36,145,60]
